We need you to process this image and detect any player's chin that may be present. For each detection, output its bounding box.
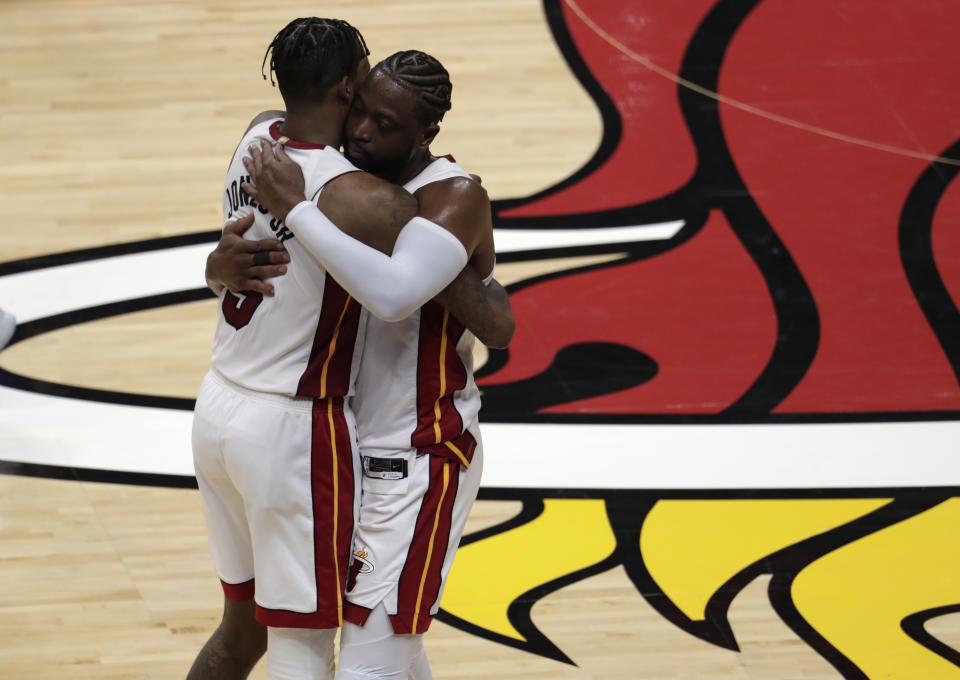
[345,143,373,170]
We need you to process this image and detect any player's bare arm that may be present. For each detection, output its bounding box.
[434,271,515,348]
[242,143,511,330]
[205,212,290,297]
[239,144,456,322]
[415,176,492,262]
[205,212,514,345]
[241,142,416,253]
[242,143,491,260]
[415,176,511,346]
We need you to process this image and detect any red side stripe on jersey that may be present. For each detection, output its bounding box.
[254,397,355,629]
[390,457,460,635]
[221,578,255,602]
[412,303,471,460]
[297,275,362,398]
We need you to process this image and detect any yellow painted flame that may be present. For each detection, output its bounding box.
[442,499,616,641]
[793,498,960,678]
[640,499,890,621]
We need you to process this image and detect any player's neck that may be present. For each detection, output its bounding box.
[278,106,343,148]
[393,150,435,186]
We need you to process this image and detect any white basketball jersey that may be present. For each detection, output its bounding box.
[211,118,365,399]
[353,156,483,467]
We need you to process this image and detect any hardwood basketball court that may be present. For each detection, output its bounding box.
[2,1,960,678]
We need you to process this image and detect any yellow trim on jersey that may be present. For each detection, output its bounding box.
[319,295,353,399]
[443,440,470,468]
[327,400,343,625]
[432,310,450,443]
[412,463,450,633]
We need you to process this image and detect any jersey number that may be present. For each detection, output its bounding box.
[222,291,263,330]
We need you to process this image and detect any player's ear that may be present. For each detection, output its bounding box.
[418,123,439,150]
[336,74,353,105]
[340,57,369,106]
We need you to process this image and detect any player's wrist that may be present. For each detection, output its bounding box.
[272,191,304,223]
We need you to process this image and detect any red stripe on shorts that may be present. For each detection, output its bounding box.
[221,578,255,602]
[391,456,460,634]
[343,602,373,627]
[255,397,355,629]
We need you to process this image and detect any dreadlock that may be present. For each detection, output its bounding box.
[262,18,370,106]
[376,50,453,126]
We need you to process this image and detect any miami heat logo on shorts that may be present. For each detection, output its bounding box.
[352,547,375,575]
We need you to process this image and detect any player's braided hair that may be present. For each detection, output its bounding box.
[377,50,453,125]
[262,18,370,105]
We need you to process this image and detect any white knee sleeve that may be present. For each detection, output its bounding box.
[335,605,432,680]
[267,626,336,680]
[408,644,431,680]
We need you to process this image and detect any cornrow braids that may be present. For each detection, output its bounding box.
[377,50,453,125]
[261,18,370,105]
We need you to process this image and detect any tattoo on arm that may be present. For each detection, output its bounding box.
[434,270,514,348]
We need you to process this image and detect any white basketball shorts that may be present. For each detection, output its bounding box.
[343,435,483,634]
[192,369,360,628]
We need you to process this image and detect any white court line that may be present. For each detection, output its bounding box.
[480,420,960,489]
[0,223,683,322]
[492,221,684,253]
[0,244,212,323]
[0,383,958,488]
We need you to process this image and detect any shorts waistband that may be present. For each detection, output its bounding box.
[208,369,333,412]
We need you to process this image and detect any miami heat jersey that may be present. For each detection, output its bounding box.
[211,118,365,399]
[352,156,484,466]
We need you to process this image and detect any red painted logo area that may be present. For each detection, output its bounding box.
[479,0,960,418]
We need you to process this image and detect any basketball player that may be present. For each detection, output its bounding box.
[193,20,512,680]
[240,51,498,680]
[0,308,14,350]
[191,18,420,680]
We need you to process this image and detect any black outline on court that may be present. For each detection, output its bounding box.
[901,604,960,669]
[899,137,960,387]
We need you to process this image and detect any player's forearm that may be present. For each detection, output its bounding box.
[482,279,515,348]
[284,201,468,321]
[435,274,515,348]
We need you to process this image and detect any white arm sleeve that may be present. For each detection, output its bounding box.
[284,200,468,322]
